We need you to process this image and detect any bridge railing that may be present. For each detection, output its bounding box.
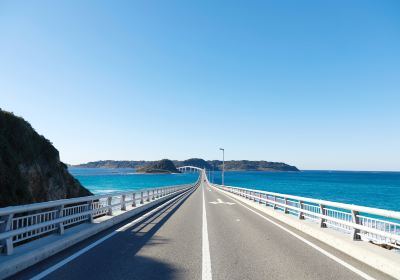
[0,183,195,255]
[214,184,400,249]
[177,166,203,173]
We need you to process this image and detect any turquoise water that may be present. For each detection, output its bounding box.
[69,168,198,194]
[208,170,400,211]
[70,168,400,211]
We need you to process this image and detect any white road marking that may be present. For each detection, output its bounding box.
[30,190,190,280]
[213,187,377,280]
[209,198,235,205]
[202,184,212,280]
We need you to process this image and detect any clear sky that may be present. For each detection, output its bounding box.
[1,1,399,171]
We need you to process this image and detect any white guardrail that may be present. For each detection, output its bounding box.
[0,182,197,256]
[215,184,400,249]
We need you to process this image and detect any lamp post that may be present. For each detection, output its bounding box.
[219,148,225,186]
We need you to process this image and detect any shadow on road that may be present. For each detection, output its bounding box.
[8,187,198,280]
[61,187,196,280]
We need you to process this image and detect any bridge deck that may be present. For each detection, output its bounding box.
[9,181,395,280]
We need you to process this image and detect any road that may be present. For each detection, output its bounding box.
[10,176,394,280]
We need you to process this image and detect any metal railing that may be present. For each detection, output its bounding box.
[215,184,400,249]
[0,183,197,255]
[178,166,203,173]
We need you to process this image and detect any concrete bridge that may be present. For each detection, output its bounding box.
[1,167,400,279]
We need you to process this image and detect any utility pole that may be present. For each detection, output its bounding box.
[219,148,225,186]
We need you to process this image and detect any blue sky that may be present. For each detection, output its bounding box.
[1,1,399,171]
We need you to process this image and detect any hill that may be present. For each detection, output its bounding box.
[208,160,299,171]
[0,109,92,207]
[74,160,150,169]
[136,159,180,174]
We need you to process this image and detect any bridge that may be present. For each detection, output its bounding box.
[1,166,400,279]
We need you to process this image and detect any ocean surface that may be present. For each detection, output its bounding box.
[69,168,199,194]
[69,168,400,211]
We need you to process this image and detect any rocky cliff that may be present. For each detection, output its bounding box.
[0,109,92,207]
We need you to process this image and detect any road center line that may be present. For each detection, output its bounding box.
[213,186,377,280]
[30,189,191,280]
[202,183,212,280]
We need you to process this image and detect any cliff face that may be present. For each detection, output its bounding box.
[0,109,92,207]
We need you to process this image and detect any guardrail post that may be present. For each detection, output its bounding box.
[87,200,94,223]
[351,210,361,240]
[0,214,14,255]
[319,204,326,228]
[57,205,65,235]
[121,195,126,211]
[273,196,277,210]
[259,193,262,204]
[147,191,150,202]
[298,201,304,219]
[107,197,113,215]
[284,198,289,214]
[140,192,144,204]
[132,193,136,207]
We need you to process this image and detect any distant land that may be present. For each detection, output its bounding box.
[73,158,299,172]
[136,159,180,174]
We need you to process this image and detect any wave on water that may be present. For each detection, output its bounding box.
[92,189,125,195]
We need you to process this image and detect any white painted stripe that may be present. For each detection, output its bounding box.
[215,187,377,280]
[30,190,190,280]
[202,183,212,280]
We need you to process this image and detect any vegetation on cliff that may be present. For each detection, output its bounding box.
[0,109,92,207]
[136,159,180,174]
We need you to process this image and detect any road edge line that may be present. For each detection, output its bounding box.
[29,187,195,280]
[213,186,377,280]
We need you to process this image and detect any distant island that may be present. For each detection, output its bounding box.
[0,109,92,207]
[73,158,299,172]
[136,159,180,174]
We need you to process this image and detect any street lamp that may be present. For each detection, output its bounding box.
[219,148,224,186]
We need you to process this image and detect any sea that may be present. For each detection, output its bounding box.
[69,168,400,211]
